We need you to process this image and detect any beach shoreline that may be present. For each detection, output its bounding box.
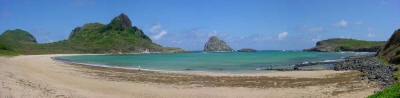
[0,54,377,98]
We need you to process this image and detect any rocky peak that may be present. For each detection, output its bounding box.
[110,13,132,28]
[204,36,233,52]
[69,27,82,39]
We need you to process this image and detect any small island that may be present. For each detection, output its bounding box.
[203,36,234,52]
[238,48,257,52]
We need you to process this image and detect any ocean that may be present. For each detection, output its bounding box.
[56,51,373,73]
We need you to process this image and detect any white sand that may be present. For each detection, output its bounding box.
[0,54,377,98]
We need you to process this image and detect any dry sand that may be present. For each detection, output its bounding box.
[0,54,377,98]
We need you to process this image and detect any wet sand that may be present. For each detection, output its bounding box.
[0,54,377,98]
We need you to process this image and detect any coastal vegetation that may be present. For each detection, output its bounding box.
[368,84,400,98]
[0,14,185,55]
[369,29,400,97]
[304,38,386,52]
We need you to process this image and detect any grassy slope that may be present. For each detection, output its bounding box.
[330,38,384,51]
[368,84,400,98]
[310,38,386,51]
[0,16,184,55]
[68,22,165,53]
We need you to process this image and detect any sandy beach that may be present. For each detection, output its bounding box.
[0,54,377,98]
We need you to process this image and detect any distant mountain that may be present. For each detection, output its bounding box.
[204,36,233,52]
[377,29,400,64]
[0,13,186,55]
[304,38,386,52]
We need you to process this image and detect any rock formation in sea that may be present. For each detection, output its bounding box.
[377,29,400,63]
[204,36,233,52]
[238,48,256,52]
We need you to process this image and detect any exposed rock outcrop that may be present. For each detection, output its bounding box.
[304,38,385,52]
[68,27,83,39]
[110,13,132,28]
[204,36,233,52]
[334,55,397,90]
[377,29,400,63]
[238,48,256,52]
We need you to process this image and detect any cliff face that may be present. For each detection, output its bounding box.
[304,38,385,52]
[204,36,233,52]
[377,29,400,63]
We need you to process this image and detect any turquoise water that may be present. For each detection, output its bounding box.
[57,51,372,73]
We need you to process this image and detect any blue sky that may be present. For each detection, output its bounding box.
[0,0,399,50]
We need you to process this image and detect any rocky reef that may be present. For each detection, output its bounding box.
[204,36,233,52]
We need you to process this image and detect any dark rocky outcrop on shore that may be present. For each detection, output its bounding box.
[377,29,400,64]
[238,48,256,52]
[204,36,233,52]
[304,38,385,52]
[334,55,398,89]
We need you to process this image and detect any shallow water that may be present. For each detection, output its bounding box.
[57,51,373,73]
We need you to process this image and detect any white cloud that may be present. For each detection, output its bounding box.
[171,40,182,44]
[311,37,321,42]
[367,33,375,38]
[308,27,324,32]
[297,25,324,32]
[334,20,348,27]
[368,28,374,32]
[278,32,288,40]
[355,21,363,25]
[149,24,161,34]
[152,30,168,40]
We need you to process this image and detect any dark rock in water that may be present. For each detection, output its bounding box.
[377,29,400,64]
[110,13,132,28]
[334,55,397,90]
[238,48,256,52]
[204,36,233,52]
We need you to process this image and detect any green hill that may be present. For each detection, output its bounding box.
[371,29,400,98]
[0,29,37,43]
[377,29,400,64]
[0,13,186,55]
[304,38,386,52]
